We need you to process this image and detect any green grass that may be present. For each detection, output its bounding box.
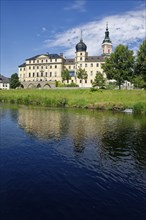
[0,89,146,113]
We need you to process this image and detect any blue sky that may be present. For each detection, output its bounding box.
[1,0,146,77]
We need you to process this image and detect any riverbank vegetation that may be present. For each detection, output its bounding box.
[0,89,146,114]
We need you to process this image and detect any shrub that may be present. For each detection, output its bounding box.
[133,102,146,114]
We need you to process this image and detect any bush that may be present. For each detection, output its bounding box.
[133,102,146,114]
[65,82,79,87]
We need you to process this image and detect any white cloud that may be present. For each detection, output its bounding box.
[42,27,47,32]
[44,7,145,58]
[64,0,86,12]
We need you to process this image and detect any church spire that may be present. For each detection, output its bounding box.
[102,23,112,56]
[102,22,111,44]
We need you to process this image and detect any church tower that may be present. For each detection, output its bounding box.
[75,31,88,63]
[102,23,112,56]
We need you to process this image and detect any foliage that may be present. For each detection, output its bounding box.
[10,73,20,89]
[133,102,146,114]
[102,44,134,89]
[134,40,146,83]
[76,68,88,80]
[0,89,146,114]
[65,82,79,87]
[106,81,117,90]
[61,67,71,82]
[56,81,65,87]
[132,75,145,89]
[92,72,106,88]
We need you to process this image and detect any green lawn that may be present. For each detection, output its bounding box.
[0,89,146,113]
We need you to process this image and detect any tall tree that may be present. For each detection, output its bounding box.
[76,68,88,86]
[102,44,134,89]
[10,73,20,89]
[61,67,71,82]
[92,72,106,88]
[134,40,146,83]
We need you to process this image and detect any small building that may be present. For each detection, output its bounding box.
[0,74,10,90]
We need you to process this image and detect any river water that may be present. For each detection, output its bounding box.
[0,104,146,220]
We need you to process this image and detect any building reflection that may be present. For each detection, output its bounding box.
[18,107,146,165]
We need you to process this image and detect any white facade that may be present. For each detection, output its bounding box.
[0,75,10,90]
[18,25,112,88]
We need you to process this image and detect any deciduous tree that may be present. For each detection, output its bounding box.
[134,40,146,84]
[61,67,71,82]
[102,44,134,89]
[92,72,106,88]
[10,73,20,89]
[76,68,88,86]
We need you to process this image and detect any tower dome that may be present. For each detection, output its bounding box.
[76,39,87,52]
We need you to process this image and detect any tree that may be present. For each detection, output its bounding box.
[92,72,106,88]
[134,40,146,83]
[76,68,88,86]
[132,75,145,89]
[10,73,20,89]
[61,67,71,82]
[102,44,134,89]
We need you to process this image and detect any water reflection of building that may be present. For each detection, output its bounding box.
[18,108,62,139]
[18,107,146,164]
[18,108,115,153]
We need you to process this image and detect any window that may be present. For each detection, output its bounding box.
[80,64,82,67]
[50,59,52,62]
[46,72,47,77]
[96,63,99,67]
[85,64,87,67]
[37,72,39,77]
[55,59,57,62]
[91,63,93,67]
[33,66,35,69]
[20,68,22,71]
[42,60,43,63]
[24,68,25,71]
[85,79,87,83]
[96,71,98,74]
[55,72,57,77]
[80,80,82,83]
[33,72,35,77]
[29,73,31,77]
[46,66,48,69]
[37,60,39,63]
[80,57,82,61]
[46,59,48,62]
[29,66,31,69]
[41,66,43,69]
[33,60,35,63]
[90,80,93,83]
[50,65,52,69]
[37,66,39,69]
[50,72,52,77]
[69,66,71,69]
[80,53,82,55]
[108,49,110,53]
[55,65,57,69]
[90,71,93,76]
[41,72,43,77]
[29,60,31,63]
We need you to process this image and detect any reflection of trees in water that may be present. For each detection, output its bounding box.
[18,107,146,165]
[101,115,146,166]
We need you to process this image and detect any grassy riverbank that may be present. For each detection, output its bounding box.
[0,89,146,113]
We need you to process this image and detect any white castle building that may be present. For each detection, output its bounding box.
[18,24,112,88]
